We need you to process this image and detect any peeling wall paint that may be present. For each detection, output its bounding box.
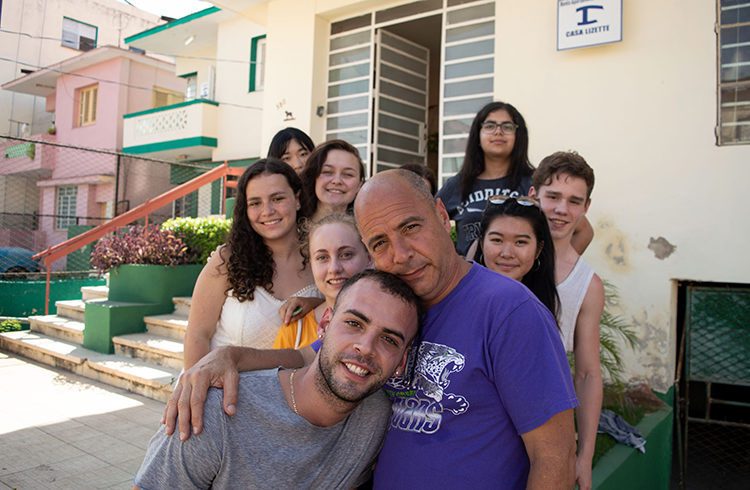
[648,236,676,260]
[628,307,673,392]
[596,218,631,272]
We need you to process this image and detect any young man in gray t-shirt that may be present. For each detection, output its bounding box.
[134,270,420,489]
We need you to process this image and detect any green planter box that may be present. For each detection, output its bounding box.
[83,264,203,353]
[107,264,203,306]
[592,406,673,490]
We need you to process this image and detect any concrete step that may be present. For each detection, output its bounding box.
[0,330,179,402]
[55,299,85,321]
[144,313,188,341]
[173,296,192,316]
[113,332,184,370]
[81,285,109,301]
[28,314,84,345]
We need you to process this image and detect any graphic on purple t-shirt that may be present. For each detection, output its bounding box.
[373,263,578,489]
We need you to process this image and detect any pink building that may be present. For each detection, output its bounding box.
[0,46,184,267]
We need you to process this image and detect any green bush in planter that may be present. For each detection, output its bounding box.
[161,217,231,264]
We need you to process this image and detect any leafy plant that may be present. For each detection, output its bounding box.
[161,217,231,264]
[568,279,638,387]
[1,318,23,332]
[90,225,189,273]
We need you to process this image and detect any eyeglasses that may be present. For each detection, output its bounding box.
[486,195,539,208]
[480,121,519,135]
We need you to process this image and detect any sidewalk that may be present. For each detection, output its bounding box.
[0,350,166,489]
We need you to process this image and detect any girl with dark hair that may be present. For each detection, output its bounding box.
[183,159,321,369]
[437,101,535,256]
[299,139,365,222]
[267,127,315,174]
[472,195,559,320]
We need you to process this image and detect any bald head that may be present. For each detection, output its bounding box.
[355,169,434,213]
[353,169,468,307]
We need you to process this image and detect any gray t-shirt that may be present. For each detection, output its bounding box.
[135,369,392,489]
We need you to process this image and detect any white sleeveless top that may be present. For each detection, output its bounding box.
[210,284,321,351]
[557,257,595,353]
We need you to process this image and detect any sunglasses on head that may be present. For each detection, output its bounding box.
[486,195,539,208]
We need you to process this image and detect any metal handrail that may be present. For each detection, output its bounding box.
[33,162,245,314]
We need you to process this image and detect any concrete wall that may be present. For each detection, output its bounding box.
[0,0,161,136]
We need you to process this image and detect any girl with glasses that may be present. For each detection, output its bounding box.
[436,101,535,256]
[436,101,593,257]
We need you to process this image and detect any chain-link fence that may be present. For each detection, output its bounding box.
[675,284,750,489]
[0,135,227,277]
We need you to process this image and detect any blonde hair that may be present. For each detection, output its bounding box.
[300,214,365,266]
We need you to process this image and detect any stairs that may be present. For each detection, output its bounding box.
[0,285,192,403]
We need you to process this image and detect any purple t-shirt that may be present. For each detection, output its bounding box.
[373,263,578,489]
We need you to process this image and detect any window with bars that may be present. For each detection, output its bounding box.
[61,17,97,52]
[77,84,98,127]
[718,1,750,144]
[56,186,77,229]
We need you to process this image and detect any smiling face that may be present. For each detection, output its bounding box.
[316,278,417,403]
[315,149,363,211]
[280,139,310,174]
[480,109,516,160]
[481,215,541,281]
[355,174,462,307]
[244,173,300,243]
[309,221,371,306]
[533,173,590,242]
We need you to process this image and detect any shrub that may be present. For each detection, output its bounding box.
[90,225,189,273]
[0,318,22,332]
[161,217,231,264]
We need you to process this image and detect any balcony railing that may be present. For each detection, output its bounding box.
[122,99,218,161]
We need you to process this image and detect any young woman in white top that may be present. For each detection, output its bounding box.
[183,159,320,369]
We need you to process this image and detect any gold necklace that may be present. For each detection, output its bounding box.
[289,368,299,415]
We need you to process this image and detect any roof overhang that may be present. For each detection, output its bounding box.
[1,46,176,97]
[125,7,233,55]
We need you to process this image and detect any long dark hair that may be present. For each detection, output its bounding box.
[299,139,365,216]
[267,127,315,160]
[473,198,559,321]
[225,158,307,301]
[458,101,534,202]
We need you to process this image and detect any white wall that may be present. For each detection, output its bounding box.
[495,0,750,391]
[212,16,265,161]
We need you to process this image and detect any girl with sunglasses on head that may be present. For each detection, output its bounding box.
[273,214,372,350]
[267,127,315,174]
[471,195,559,320]
[300,139,366,222]
[183,159,322,370]
[436,101,593,257]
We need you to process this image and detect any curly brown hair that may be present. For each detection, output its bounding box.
[224,158,308,301]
